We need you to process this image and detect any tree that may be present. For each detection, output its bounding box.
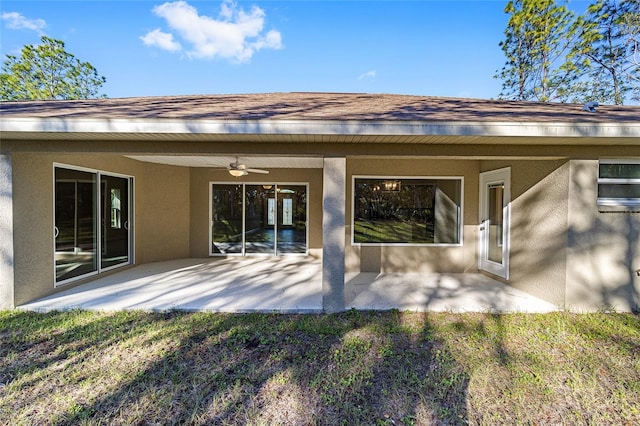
[569,0,640,104]
[0,36,106,100]
[496,0,586,102]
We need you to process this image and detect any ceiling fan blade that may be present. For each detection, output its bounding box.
[246,168,269,174]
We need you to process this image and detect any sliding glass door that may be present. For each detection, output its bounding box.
[211,184,243,254]
[245,185,276,254]
[54,168,98,282]
[210,183,307,256]
[277,185,307,254]
[54,165,133,285]
[101,174,131,270]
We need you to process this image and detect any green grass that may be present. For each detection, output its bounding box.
[1,310,639,425]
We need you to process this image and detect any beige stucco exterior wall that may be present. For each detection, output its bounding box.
[137,161,191,262]
[346,158,480,273]
[565,160,640,312]
[480,160,569,306]
[189,168,324,258]
[11,154,190,305]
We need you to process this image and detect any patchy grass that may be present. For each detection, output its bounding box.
[1,310,638,425]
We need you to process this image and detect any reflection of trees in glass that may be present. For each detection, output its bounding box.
[212,185,243,241]
[354,178,460,244]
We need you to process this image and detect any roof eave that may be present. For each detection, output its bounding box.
[1,117,638,139]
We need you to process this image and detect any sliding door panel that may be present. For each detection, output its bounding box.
[54,168,97,282]
[277,185,307,254]
[211,184,243,254]
[245,185,276,254]
[101,174,130,269]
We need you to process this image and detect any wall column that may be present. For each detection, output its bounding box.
[322,157,346,313]
[0,154,15,309]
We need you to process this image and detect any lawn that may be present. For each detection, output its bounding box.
[1,310,638,425]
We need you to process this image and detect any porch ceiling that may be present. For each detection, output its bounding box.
[125,155,324,168]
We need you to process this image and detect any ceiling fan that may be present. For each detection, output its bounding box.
[226,157,269,177]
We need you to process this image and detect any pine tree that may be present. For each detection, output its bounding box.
[0,36,106,101]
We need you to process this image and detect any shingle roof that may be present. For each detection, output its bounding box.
[1,92,638,123]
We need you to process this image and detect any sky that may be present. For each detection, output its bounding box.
[0,0,592,100]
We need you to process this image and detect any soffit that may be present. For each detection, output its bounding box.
[126,155,323,168]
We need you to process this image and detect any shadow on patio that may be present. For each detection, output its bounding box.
[19,258,558,313]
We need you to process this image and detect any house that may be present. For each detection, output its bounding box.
[1,92,639,312]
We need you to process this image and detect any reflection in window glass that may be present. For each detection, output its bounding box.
[210,183,307,255]
[55,168,98,282]
[101,175,130,270]
[110,189,121,229]
[354,178,462,244]
[597,161,640,212]
[211,184,243,254]
[277,185,307,254]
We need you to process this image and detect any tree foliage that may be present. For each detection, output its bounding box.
[0,36,106,101]
[496,0,583,102]
[497,0,640,104]
[573,0,640,104]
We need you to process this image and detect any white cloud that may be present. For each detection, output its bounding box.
[358,70,377,80]
[1,11,46,33]
[140,28,182,52]
[142,0,282,62]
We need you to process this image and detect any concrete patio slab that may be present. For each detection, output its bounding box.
[20,257,324,313]
[18,258,558,314]
[346,272,558,313]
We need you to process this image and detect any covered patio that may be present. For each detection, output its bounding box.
[18,258,558,313]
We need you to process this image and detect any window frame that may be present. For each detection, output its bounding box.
[597,159,640,212]
[209,181,310,256]
[53,163,134,287]
[351,175,464,247]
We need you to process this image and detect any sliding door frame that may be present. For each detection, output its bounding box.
[53,163,134,287]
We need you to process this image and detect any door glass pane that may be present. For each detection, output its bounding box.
[55,168,97,282]
[245,185,276,254]
[211,184,243,254]
[488,184,504,264]
[277,185,307,254]
[101,175,130,269]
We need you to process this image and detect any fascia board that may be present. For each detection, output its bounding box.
[1,117,639,138]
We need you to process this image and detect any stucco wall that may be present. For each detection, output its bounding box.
[11,154,190,305]
[137,161,191,262]
[0,155,15,308]
[346,158,479,273]
[189,168,324,258]
[566,160,640,312]
[480,160,569,306]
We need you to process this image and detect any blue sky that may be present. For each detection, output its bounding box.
[1,0,591,100]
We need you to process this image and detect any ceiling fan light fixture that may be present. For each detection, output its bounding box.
[229,169,247,177]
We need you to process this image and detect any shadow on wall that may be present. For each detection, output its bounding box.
[507,159,639,311]
[506,161,570,306]
[0,156,14,308]
[566,161,640,312]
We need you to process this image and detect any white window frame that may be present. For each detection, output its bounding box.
[53,163,134,287]
[209,182,309,256]
[351,175,464,247]
[597,159,640,212]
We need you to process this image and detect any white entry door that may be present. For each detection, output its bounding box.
[479,167,511,279]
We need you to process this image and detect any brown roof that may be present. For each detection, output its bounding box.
[1,92,638,123]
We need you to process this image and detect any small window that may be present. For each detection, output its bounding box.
[353,177,462,245]
[597,160,640,212]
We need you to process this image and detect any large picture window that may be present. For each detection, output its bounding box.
[211,183,308,255]
[598,160,640,212]
[54,165,133,285]
[353,177,462,245]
